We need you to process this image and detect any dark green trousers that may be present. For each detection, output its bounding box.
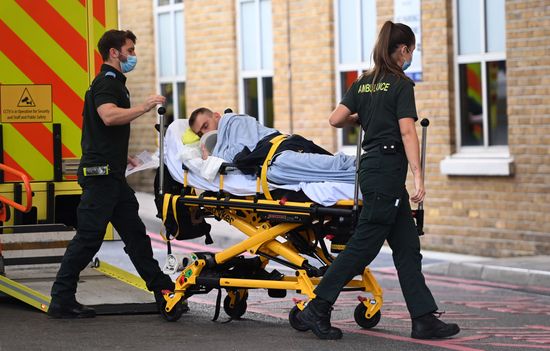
[51,175,173,303]
[314,149,438,318]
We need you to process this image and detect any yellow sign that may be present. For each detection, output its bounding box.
[0,84,52,123]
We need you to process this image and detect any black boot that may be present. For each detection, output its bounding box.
[47,300,96,319]
[411,312,460,339]
[296,298,343,340]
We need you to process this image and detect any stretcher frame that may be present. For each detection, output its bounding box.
[160,188,383,327]
[155,109,428,329]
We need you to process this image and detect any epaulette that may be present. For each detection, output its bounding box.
[105,71,116,78]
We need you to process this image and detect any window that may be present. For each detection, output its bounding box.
[155,0,186,124]
[334,0,377,148]
[237,0,274,127]
[441,0,512,175]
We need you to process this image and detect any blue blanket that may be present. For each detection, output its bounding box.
[212,113,356,185]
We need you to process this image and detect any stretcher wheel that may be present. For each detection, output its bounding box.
[354,303,381,329]
[223,293,247,319]
[160,300,185,322]
[288,306,309,332]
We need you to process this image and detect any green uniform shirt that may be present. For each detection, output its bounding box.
[340,73,418,151]
[80,64,131,178]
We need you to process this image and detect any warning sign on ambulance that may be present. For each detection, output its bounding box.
[0,84,52,123]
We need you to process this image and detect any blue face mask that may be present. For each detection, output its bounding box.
[121,55,137,73]
[402,57,412,71]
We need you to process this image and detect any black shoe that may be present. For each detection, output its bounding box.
[47,300,96,319]
[154,289,190,314]
[411,312,460,339]
[296,299,343,340]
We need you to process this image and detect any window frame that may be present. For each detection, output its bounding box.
[441,0,513,175]
[333,0,377,153]
[154,0,186,120]
[236,0,274,126]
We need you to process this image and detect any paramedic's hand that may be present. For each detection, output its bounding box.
[200,143,209,160]
[140,95,166,113]
[127,155,140,170]
[410,174,425,203]
[350,114,361,126]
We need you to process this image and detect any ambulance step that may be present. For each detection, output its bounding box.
[91,303,158,315]
[0,224,74,233]
[1,230,75,267]
[1,265,159,315]
[3,256,64,266]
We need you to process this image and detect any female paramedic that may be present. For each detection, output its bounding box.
[295,21,460,340]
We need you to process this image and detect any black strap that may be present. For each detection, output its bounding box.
[212,288,222,321]
[204,233,214,245]
[211,289,234,323]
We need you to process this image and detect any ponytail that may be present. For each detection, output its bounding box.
[366,21,415,84]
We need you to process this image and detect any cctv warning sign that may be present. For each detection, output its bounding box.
[1,84,52,123]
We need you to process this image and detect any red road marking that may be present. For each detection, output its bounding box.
[468,343,550,349]
[336,326,484,351]
[147,232,550,348]
[148,232,222,252]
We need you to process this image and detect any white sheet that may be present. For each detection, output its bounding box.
[163,119,361,206]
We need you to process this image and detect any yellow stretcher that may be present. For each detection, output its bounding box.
[154,109,385,330]
[158,176,383,329]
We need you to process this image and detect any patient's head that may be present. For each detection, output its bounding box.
[189,107,221,137]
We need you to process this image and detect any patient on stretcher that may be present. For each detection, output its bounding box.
[188,107,357,185]
[163,109,361,206]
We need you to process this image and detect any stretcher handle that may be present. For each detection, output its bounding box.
[0,163,32,213]
[418,118,429,210]
[353,125,363,212]
[158,106,166,195]
[415,118,429,236]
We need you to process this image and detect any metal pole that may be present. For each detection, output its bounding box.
[415,118,429,235]
[418,118,429,211]
[158,106,166,195]
[157,106,171,254]
[353,126,363,211]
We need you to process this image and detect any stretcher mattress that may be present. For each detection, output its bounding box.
[164,119,361,206]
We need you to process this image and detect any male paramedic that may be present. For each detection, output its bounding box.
[48,30,176,318]
[188,107,357,185]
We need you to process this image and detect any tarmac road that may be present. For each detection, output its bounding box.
[1,263,550,351]
[2,226,550,351]
[1,192,549,350]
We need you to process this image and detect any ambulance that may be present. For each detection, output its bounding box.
[0,0,154,314]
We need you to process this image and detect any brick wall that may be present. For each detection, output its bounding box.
[271,1,292,136]
[412,0,458,253]
[418,0,550,256]
[499,0,550,254]
[355,0,550,257]
[117,0,550,257]
[119,0,159,191]
[185,0,238,116]
[273,0,335,150]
